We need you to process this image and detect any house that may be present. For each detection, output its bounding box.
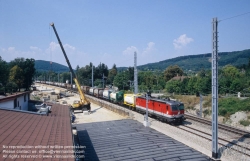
[170,76,188,81]
[0,103,75,160]
[0,91,31,110]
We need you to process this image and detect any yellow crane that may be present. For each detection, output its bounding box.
[50,22,91,112]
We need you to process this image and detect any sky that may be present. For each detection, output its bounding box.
[0,0,250,69]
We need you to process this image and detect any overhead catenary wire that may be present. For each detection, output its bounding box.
[219,11,250,22]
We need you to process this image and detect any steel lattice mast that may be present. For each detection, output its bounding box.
[134,52,138,94]
[211,17,219,159]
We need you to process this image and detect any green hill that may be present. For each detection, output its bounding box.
[35,60,69,72]
[36,49,250,73]
[119,49,250,72]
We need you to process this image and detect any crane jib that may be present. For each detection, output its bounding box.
[50,23,76,79]
[50,22,90,111]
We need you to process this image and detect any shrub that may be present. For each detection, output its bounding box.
[218,108,228,117]
[218,97,250,117]
[239,120,250,126]
[203,95,212,107]
[203,109,211,117]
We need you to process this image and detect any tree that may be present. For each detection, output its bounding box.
[127,67,134,81]
[113,71,129,90]
[187,77,197,94]
[61,72,71,83]
[164,65,183,82]
[107,64,117,84]
[77,62,109,86]
[230,78,245,93]
[76,65,80,79]
[197,69,206,78]
[218,65,243,94]
[248,58,250,68]
[78,62,94,86]
[9,58,35,90]
[9,65,24,91]
[23,58,35,90]
[165,80,181,93]
[0,56,9,86]
[180,78,189,94]
[222,65,240,79]
[95,62,109,80]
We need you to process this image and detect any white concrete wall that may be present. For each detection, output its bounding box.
[16,94,28,111]
[0,93,29,111]
[0,101,13,109]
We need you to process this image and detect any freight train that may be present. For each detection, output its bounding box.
[36,81,185,123]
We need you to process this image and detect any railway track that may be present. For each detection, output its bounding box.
[176,125,250,157]
[37,82,250,158]
[183,113,250,157]
[185,113,250,138]
[39,82,250,136]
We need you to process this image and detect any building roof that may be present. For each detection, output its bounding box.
[170,75,188,81]
[0,103,74,161]
[76,119,211,161]
[0,91,31,103]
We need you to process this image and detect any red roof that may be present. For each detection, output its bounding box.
[0,91,31,103]
[0,103,74,161]
[170,76,188,81]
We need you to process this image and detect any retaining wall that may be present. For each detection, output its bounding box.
[86,95,133,117]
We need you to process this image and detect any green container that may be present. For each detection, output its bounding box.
[110,91,124,104]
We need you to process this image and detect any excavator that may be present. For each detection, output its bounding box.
[50,22,91,113]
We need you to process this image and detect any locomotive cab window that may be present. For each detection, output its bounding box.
[171,105,178,111]
[171,104,184,111]
[179,104,184,110]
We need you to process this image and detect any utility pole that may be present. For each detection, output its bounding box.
[128,80,133,92]
[134,52,138,94]
[212,17,219,159]
[102,73,104,88]
[70,72,72,87]
[92,65,94,87]
[200,93,203,118]
[143,93,150,127]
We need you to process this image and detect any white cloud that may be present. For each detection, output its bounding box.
[1,48,6,52]
[142,42,155,55]
[122,46,138,55]
[173,34,193,49]
[0,42,89,68]
[1,47,37,61]
[46,42,76,53]
[8,47,15,51]
[30,46,41,51]
[64,44,76,51]
[48,41,60,52]
[120,42,157,67]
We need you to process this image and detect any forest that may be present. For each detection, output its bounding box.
[34,58,250,97]
[136,49,250,72]
[2,49,250,96]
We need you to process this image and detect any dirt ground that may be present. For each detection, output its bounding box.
[35,83,126,124]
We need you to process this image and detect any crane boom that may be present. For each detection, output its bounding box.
[50,22,91,111]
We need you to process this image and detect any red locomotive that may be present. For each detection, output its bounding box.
[136,96,185,123]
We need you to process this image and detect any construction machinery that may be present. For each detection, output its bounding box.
[50,22,91,112]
